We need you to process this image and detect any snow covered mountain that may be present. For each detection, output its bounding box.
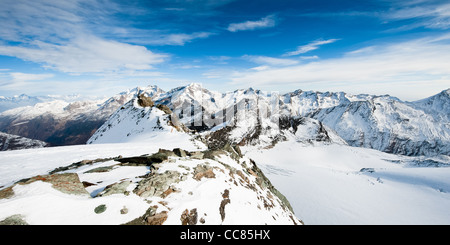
[1,83,448,157]
[0,94,92,113]
[306,92,450,156]
[0,86,164,146]
[151,84,345,150]
[1,84,449,225]
[0,132,47,151]
[87,91,192,145]
[149,84,449,157]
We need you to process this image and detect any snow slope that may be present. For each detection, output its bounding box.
[87,93,195,145]
[245,142,450,225]
[309,94,450,156]
[0,142,300,225]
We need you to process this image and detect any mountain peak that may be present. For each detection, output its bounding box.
[186,82,203,89]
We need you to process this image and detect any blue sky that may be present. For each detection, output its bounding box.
[0,0,450,100]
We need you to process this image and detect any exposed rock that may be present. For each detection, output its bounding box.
[134,170,181,198]
[360,168,375,173]
[222,143,242,160]
[247,159,294,213]
[0,186,14,199]
[0,132,48,151]
[84,166,114,174]
[82,181,96,188]
[97,180,131,197]
[94,204,107,214]
[120,206,129,214]
[157,148,177,157]
[17,173,89,196]
[146,211,168,225]
[117,151,170,166]
[193,164,216,181]
[49,158,115,174]
[188,151,204,159]
[123,206,168,225]
[156,104,172,115]
[203,149,228,160]
[0,214,28,225]
[173,148,187,157]
[219,189,230,222]
[161,186,178,198]
[137,93,154,107]
[180,208,198,225]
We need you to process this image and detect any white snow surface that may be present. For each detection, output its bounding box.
[0,142,299,225]
[244,142,450,225]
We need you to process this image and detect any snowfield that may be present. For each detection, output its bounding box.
[244,142,450,225]
[1,140,449,225]
[0,140,300,225]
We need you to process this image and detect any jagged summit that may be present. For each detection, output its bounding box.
[84,84,450,156]
[87,93,191,145]
[1,84,449,157]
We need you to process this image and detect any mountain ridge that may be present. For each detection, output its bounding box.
[1,84,449,156]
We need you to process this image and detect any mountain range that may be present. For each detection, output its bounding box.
[1,84,449,225]
[1,83,448,157]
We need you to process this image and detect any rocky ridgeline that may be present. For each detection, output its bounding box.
[0,131,48,151]
[0,144,302,225]
[87,93,190,144]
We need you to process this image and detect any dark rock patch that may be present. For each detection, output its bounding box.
[180,208,198,225]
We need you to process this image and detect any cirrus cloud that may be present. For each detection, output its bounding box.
[283,39,339,56]
[229,34,450,101]
[227,14,277,32]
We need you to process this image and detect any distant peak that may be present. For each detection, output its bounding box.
[188,82,202,86]
[185,83,203,89]
[444,88,450,96]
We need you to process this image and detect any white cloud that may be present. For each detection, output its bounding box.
[227,14,276,32]
[283,39,339,56]
[9,72,54,81]
[0,0,200,74]
[300,55,319,60]
[383,2,450,30]
[149,32,214,46]
[243,55,299,66]
[0,35,167,74]
[229,34,450,101]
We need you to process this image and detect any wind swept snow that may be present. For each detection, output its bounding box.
[245,142,450,225]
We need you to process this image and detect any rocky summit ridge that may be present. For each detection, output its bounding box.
[0,145,301,225]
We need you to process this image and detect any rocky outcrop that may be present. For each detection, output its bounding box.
[137,93,154,107]
[0,131,48,151]
[0,146,302,225]
[0,214,28,225]
[1,173,89,199]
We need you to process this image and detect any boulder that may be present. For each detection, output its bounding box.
[173,148,187,157]
[97,180,132,197]
[156,104,172,115]
[137,93,154,107]
[17,173,89,196]
[0,214,28,225]
[134,170,181,198]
